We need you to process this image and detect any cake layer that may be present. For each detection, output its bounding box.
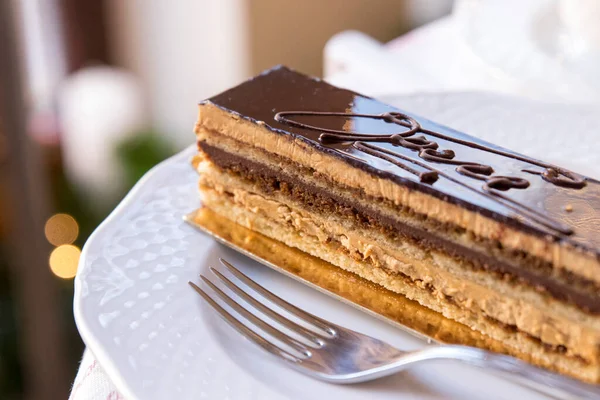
[194,66,600,385]
[197,190,600,383]
[191,207,599,383]
[196,155,600,361]
[195,133,600,313]
[191,206,512,347]
[196,66,600,288]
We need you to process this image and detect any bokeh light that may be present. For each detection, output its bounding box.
[49,244,81,279]
[44,213,79,246]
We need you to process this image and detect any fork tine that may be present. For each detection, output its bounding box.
[200,276,311,357]
[219,258,335,335]
[209,267,325,346]
[188,281,300,362]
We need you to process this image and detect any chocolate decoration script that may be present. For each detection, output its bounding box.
[206,66,600,254]
[275,110,583,235]
[275,111,585,190]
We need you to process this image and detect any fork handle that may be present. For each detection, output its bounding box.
[415,345,600,399]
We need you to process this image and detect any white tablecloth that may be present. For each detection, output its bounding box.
[70,348,123,400]
[70,16,535,400]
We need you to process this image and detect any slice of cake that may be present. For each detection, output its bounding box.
[193,66,600,383]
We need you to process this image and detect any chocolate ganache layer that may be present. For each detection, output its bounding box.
[198,140,600,313]
[203,66,600,258]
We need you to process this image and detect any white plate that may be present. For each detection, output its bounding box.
[74,93,600,400]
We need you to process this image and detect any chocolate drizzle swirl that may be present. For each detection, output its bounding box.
[275,111,586,236]
[523,168,587,189]
[353,142,439,184]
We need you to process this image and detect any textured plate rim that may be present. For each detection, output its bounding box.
[73,145,196,400]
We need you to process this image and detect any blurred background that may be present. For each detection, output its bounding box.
[0,1,453,399]
[3,0,600,398]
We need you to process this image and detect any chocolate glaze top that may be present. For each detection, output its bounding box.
[203,65,600,257]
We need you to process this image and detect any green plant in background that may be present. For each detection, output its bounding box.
[116,129,177,190]
[0,129,179,400]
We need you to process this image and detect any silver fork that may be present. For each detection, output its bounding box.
[189,258,599,399]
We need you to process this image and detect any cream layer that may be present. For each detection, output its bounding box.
[198,186,600,383]
[194,133,600,326]
[195,103,600,285]
[197,158,600,362]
